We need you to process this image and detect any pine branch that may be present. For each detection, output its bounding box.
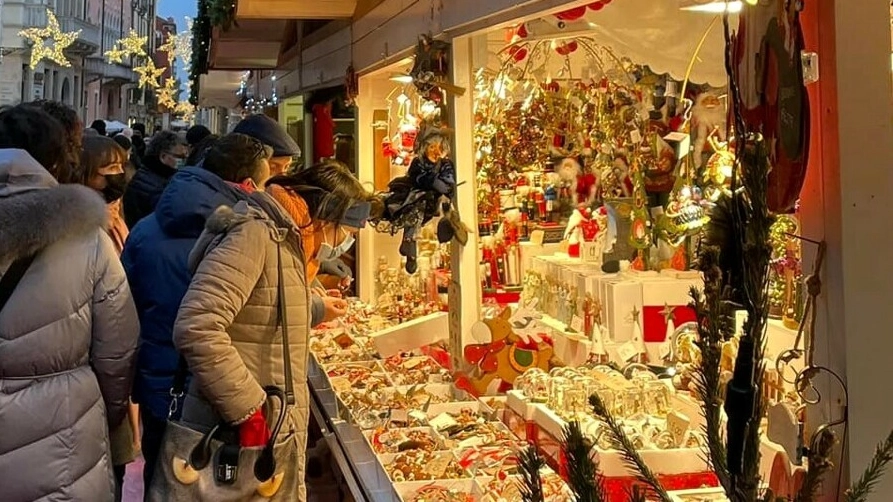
[794,428,837,502]
[563,421,607,502]
[626,485,649,502]
[589,394,672,502]
[845,429,893,502]
[519,445,546,502]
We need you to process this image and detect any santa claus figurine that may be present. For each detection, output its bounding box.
[564,205,607,259]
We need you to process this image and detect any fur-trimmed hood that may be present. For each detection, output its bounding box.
[0,149,107,264]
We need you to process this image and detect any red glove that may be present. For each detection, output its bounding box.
[239,410,271,447]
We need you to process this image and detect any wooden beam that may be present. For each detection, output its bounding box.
[353,0,385,20]
[236,0,357,19]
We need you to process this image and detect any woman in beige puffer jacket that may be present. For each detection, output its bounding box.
[171,161,370,502]
[0,148,139,502]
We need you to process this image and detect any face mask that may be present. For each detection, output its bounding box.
[101,173,127,203]
[316,227,354,262]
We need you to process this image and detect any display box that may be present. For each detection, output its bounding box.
[369,311,449,357]
[532,401,718,495]
[605,279,644,343]
[393,479,483,502]
[639,276,701,343]
[504,390,537,442]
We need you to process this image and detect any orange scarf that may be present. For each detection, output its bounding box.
[266,184,320,281]
[106,200,128,255]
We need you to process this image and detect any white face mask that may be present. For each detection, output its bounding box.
[316,227,355,261]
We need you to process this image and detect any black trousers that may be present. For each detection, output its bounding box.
[113,464,126,502]
[140,410,168,495]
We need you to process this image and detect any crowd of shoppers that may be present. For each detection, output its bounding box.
[0,106,362,502]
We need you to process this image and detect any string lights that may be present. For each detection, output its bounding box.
[18,9,79,70]
[105,29,147,63]
[134,58,165,89]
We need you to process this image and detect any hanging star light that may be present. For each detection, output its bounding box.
[174,100,194,118]
[134,58,165,89]
[156,78,178,109]
[18,9,80,70]
[106,29,147,63]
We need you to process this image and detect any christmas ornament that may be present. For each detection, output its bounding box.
[134,59,165,89]
[18,9,79,70]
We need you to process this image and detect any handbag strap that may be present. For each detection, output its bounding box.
[169,238,297,417]
[0,255,36,314]
[275,240,295,406]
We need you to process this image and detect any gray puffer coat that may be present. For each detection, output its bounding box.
[0,149,139,502]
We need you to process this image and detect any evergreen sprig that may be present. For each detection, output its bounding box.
[562,421,607,502]
[589,394,672,502]
[845,429,893,502]
[518,445,545,502]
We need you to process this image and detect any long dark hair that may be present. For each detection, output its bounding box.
[74,136,127,185]
[266,160,370,227]
[0,104,66,176]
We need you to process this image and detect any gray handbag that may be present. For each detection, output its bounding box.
[147,241,301,501]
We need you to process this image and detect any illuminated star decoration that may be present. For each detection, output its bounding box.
[156,78,178,110]
[105,29,147,64]
[134,59,165,89]
[175,100,195,119]
[18,9,80,70]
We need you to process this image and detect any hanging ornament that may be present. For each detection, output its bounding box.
[555,7,586,21]
[105,29,147,64]
[18,9,80,70]
[134,59,165,89]
[156,78,178,110]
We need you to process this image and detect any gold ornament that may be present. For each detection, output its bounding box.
[134,59,165,89]
[156,78,178,110]
[18,9,80,70]
[105,29,147,63]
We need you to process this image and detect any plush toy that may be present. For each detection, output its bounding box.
[372,129,468,274]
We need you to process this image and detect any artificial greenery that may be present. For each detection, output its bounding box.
[518,445,546,502]
[562,421,607,502]
[188,0,211,105]
[589,394,672,502]
[846,430,893,502]
[207,0,238,31]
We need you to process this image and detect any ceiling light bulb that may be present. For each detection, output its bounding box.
[680,1,743,13]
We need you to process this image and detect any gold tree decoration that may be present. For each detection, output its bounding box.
[156,78,178,110]
[105,29,147,63]
[18,9,80,70]
[134,59,165,89]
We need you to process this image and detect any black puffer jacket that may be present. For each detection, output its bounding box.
[122,156,176,228]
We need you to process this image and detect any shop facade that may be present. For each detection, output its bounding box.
[199,0,893,500]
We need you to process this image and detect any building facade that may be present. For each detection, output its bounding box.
[0,0,155,123]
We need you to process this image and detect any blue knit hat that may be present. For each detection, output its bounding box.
[233,115,301,157]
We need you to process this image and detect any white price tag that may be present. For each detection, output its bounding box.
[429,412,459,431]
[617,341,639,362]
[630,129,642,144]
[570,316,584,333]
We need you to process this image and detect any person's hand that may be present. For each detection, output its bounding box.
[319,259,352,279]
[326,289,343,299]
[322,296,348,322]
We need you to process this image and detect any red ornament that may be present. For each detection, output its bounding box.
[516,23,528,39]
[508,45,528,62]
[555,7,586,21]
[554,40,579,56]
[588,1,605,11]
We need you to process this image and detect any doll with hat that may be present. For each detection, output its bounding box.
[372,128,470,273]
